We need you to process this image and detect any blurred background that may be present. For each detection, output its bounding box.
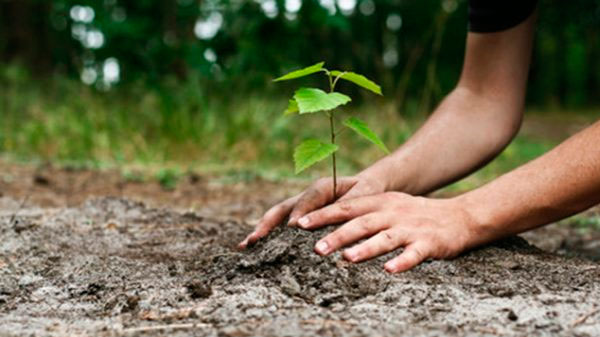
[1,0,599,190]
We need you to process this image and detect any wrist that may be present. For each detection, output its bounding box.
[358,157,412,193]
[354,168,387,194]
[450,191,503,249]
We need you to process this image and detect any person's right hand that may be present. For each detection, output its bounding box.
[238,174,385,249]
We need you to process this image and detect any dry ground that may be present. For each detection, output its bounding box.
[1,162,599,336]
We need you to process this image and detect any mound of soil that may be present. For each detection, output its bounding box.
[198,224,391,307]
[1,197,599,336]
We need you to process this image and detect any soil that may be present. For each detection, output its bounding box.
[1,163,600,336]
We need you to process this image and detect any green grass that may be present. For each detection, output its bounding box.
[1,63,593,192]
[569,214,600,231]
[440,136,556,193]
[0,64,405,176]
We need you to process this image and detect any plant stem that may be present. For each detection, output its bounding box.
[326,70,338,199]
[329,112,337,199]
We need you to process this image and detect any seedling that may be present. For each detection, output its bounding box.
[274,62,389,197]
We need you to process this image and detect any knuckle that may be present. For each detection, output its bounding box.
[338,201,353,214]
[289,205,303,216]
[296,198,315,212]
[435,237,460,259]
[302,189,323,205]
[444,249,461,259]
[299,190,315,202]
[411,245,427,262]
[381,230,397,250]
[382,192,401,202]
[356,218,372,235]
[314,177,330,189]
[357,244,374,258]
[413,196,427,208]
[326,232,343,247]
[387,191,408,200]
[383,231,394,242]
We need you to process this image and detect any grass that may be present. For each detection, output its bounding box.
[1,64,596,193]
[570,214,600,231]
[440,136,556,193]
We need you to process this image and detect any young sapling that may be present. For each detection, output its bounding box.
[274,62,389,198]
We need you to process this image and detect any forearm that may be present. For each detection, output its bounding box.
[458,120,600,246]
[360,87,522,194]
[360,16,535,196]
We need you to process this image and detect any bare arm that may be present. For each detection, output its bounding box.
[361,14,536,194]
[460,120,600,247]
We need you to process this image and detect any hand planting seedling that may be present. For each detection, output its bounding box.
[274,61,389,198]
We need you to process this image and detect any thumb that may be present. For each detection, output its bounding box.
[337,180,381,202]
[288,177,357,225]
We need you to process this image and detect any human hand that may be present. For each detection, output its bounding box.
[296,192,478,273]
[238,174,385,249]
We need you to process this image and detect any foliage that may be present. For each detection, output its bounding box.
[343,117,389,154]
[293,88,351,114]
[571,215,600,230]
[293,139,339,174]
[156,168,180,190]
[122,169,145,183]
[273,62,325,82]
[1,0,599,109]
[330,71,382,96]
[274,61,388,195]
[3,66,591,195]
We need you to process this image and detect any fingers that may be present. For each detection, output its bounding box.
[287,177,357,226]
[384,242,429,273]
[342,226,408,263]
[297,195,383,230]
[316,214,431,272]
[238,195,300,249]
[313,214,385,255]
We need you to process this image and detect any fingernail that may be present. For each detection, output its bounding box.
[344,248,358,262]
[384,261,397,273]
[298,216,309,228]
[315,241,329,255]
[242,232,257,244]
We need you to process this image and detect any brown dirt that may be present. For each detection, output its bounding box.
[1,163,600,336]
[0,161,305,222]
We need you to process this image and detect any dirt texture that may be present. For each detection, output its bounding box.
[1,193,600,337]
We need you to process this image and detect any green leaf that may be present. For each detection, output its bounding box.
[294,88,351,114]
[343,117,389,153]
[293,139,339,174]
[283,99,298,116]
[330,71,382,95]
[273,62,325,82]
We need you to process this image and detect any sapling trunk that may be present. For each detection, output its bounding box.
[328,71,337,199]
[329,112,337,199]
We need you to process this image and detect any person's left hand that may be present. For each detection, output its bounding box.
[296,192,480,273]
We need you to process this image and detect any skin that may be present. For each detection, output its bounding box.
[239,13,600,272]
